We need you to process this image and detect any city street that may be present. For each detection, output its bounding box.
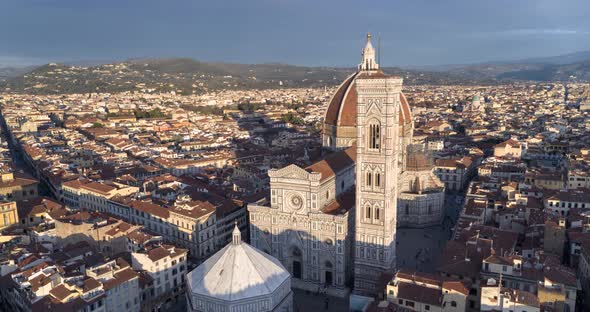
[160,295,187,312]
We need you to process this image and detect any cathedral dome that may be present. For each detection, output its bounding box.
[323,73,412,128]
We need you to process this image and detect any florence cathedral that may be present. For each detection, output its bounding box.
[248,33,445,299]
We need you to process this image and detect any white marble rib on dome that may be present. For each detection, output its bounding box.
[187,240,290,302]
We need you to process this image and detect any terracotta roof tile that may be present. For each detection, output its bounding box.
[324,72,412,128]
[306,146,356,182]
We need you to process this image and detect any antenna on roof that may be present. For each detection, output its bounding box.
[378,33,381,66]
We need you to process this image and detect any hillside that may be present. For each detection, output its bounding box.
[496,61,590,81]
[2,52,590,95]
[0,65,37,81]
[0,58,498,95]
[419,51,590,82]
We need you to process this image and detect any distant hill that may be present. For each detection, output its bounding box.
[414,50,590,82]
[506,51,590,65]
[2,51,590,94]
[496,60,590,81]
[0,65,38,81]
[0,58,496,95]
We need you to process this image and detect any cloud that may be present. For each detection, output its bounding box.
[466,28,590,38]
[502,29,581,35]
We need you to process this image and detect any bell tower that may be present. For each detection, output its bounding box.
[353,33,401,296]
[359,33,379,72]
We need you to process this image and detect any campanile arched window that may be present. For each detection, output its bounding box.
[368,120,381,150]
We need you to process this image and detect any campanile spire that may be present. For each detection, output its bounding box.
[359,32,379,71]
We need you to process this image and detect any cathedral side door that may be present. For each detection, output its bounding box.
[325,271,333,286]
[293,260,302,279]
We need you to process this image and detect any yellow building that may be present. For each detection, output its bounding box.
[0,201,18,229]
[0,171,39,201]
[494,139,524,159]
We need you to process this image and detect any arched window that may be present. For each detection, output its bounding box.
[375,173,381,187]
[405,204,409,215]
[366,205,372,219]
[375,207,380,221]
[325,239,333,246]
[366,172,372,186]
[368,121,381,150]
[428,205,432,214]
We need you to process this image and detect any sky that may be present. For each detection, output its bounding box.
[1,0,590,67]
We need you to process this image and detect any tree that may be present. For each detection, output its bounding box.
[133,108,167,119]
[281,112,304,125]
[238,102,261,112]
[90,122,104,128]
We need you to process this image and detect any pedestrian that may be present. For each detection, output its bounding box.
[324,297,329,310]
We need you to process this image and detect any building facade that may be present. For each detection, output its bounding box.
[386,270,469,312]
[0,172,39,201]
[0,201,18,230]
[248,148,356,295]
[131,244,187,299]
[434,156,478,192]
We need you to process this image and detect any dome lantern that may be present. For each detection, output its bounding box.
[232,221,241,245]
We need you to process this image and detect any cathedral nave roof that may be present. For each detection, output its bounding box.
[305,145,356,182]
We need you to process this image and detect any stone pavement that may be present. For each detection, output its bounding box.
[293,288,349,312]
[397,194,464,273]
[291,278,350,298]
